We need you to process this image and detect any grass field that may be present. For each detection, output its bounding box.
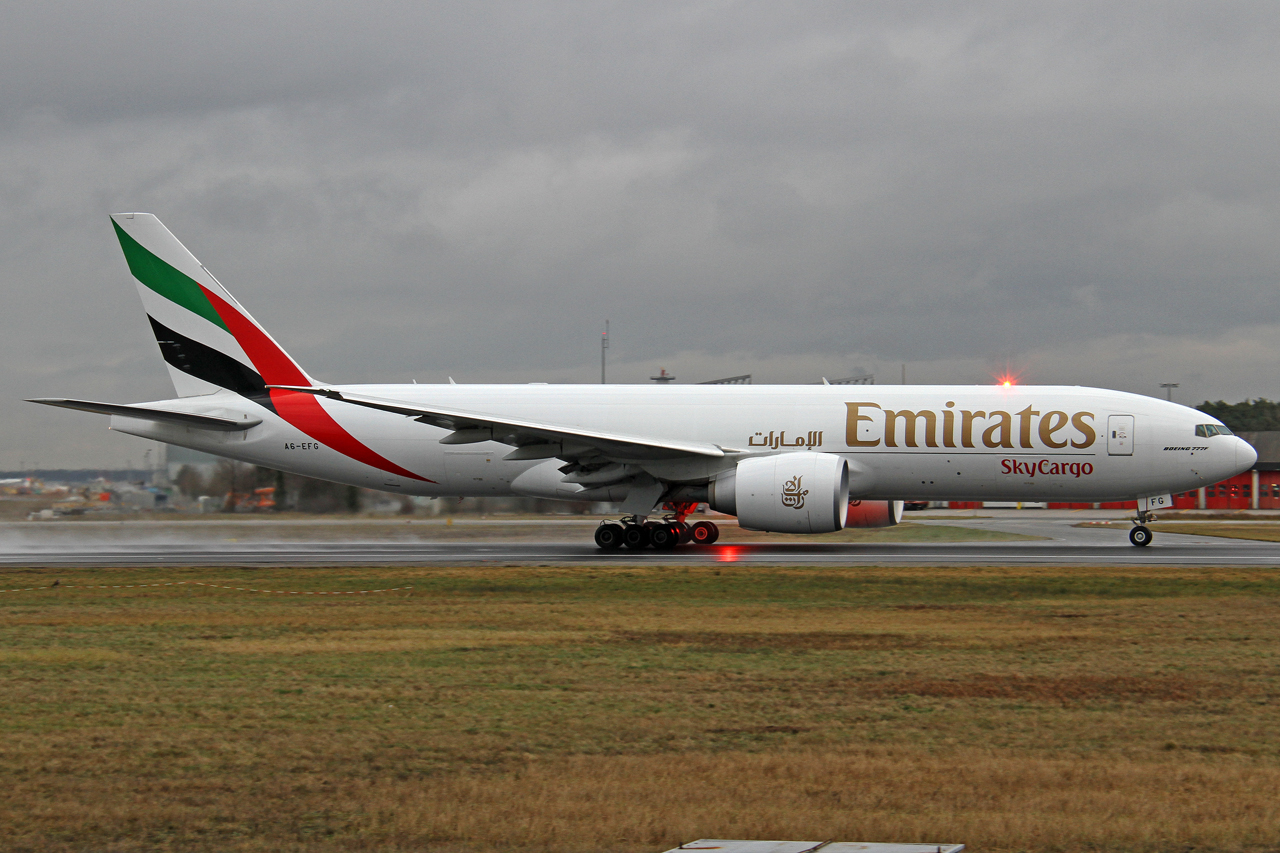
[1083,518,1280,543]
[2,562,1278,852]
[1150,522,1280,542]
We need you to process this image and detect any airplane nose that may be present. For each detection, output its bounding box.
[1237,437,1258,471]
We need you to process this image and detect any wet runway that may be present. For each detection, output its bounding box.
[2,540,1277,567]
[1,514,1278,566]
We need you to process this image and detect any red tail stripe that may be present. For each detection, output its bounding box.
[200,285,433,483]
[268,389,432,482]
[199,286,308,386]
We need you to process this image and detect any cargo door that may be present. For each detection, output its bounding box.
[1107,414,1134,456]
[444,449,502,494]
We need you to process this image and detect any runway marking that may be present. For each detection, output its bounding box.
[0,580,413,596]
[5,549,1280,567]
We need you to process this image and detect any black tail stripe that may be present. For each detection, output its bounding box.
[147,315,276,412]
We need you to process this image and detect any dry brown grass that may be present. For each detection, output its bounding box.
[1,562,1279,852]
[201,628,594,655]
[0,645,128,664]
[11,748,1279,853]
[858,673,1232,703]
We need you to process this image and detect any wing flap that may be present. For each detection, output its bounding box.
[27,398,261,432]
[268,385,725,459]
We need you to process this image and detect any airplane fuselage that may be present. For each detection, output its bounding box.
[109,382,1252,504]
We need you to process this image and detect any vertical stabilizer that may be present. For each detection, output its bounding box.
[111,213,314,398]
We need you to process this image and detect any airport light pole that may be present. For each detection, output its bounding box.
[601,320,609,384]
[1160,383,1179,402]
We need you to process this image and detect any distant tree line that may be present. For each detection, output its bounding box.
[1196,399,1280,432]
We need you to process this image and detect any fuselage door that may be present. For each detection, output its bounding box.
[1108,414,1134,456]
[444,449,501,494]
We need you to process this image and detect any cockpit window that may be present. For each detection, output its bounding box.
[1216,425,1233,436]
[1195,424,1231,437]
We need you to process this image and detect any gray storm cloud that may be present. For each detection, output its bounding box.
[2,1,1279,466]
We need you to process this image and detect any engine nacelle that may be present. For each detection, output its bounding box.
[845,499,904,528]
[708,452,849,534]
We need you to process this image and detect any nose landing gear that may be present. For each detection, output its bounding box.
[1129,507,1155,547]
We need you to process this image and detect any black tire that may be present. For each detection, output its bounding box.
[650,524,678,550]
[675,521,692,544]
[1129,525,1152,547]
[594,523,624,550]
[691,520,719,545]
[622,524,651,550]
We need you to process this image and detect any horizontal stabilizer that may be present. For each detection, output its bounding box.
[26,398,261,432]
[267,385,725,460]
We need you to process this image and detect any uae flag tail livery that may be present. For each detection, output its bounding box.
[111,213,314,402]
[97,213,428,484]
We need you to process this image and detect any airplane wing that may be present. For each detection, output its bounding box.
[267,385,726,461]
[26,398,262,432]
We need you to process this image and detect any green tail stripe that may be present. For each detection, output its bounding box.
[112,221,228,332]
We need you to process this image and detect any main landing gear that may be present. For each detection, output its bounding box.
[594,503,720,551]
[1129,508,1155,547]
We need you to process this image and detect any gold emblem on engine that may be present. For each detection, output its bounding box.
[781,475,808,509]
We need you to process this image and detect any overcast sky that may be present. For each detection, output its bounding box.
[4,1,1280,468]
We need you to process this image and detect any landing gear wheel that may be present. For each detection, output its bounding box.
[675,521,692,544]
[622,524,651,550]
[650,524,679,550]
[1129,525,1152,547]
[690,521,720,545]
[594,523,624,550]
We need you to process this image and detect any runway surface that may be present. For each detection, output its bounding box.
[1,513,1278,566]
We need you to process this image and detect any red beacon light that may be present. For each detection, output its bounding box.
[994,369,1023,387]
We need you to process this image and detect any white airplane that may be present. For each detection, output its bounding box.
[31,214,1256,548]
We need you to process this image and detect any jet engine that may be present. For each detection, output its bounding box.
[708,452,849,534]
[845,499,904,528]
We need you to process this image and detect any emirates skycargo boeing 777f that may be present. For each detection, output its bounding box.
[31,213,1256,548]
